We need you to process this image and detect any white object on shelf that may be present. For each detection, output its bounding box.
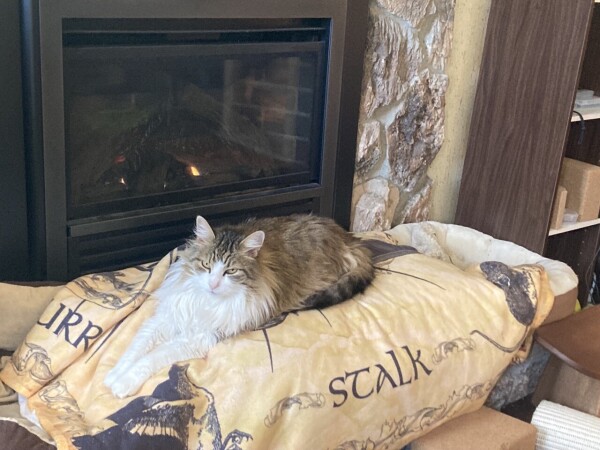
[562,208,579,224]
[576,89,595,100]
[548,217,600,236]
[572,104,600,122]
[575,96,600,108]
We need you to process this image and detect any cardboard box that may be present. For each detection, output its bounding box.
[533,356,600,417]
[549,185,567,229]
[558,158,600,221]
[411,407,537,450]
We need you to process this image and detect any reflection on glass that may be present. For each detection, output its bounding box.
[64,46,320,217]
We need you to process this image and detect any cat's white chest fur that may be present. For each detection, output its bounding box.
[155,271,255,336]
[104,259,272,398]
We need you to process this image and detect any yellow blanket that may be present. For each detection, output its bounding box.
[0,234,553,449]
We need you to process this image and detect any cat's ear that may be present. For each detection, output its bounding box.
[194,215,215,245]
[240,231,265,258]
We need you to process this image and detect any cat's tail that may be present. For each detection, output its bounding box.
[303,244,374,310]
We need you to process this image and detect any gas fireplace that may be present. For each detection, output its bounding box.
[21,0,367,280]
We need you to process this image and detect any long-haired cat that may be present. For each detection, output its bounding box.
[104,214,374,397]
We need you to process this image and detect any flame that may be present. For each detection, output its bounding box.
[187,165,201,177]
[118,177,126,185]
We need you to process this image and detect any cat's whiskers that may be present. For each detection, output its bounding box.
[154,261,272,337]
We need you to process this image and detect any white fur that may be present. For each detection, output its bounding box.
[104,257,275,398]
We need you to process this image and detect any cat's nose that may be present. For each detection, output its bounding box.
[209,277,221,291]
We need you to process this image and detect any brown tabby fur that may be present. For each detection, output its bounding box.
[184,214,374,314]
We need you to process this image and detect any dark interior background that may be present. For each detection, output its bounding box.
[0,0,29,280]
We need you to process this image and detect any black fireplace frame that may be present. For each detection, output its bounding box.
[21,0,368,280]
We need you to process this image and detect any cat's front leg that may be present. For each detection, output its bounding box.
[104,315,173,389]
[109,333,219,398]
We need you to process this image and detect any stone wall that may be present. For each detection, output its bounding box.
[351,0,456,232]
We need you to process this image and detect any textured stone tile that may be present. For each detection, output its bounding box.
[352,178,399,232]
[394,177,433,224]
[387,71,448,191]
[355,120,383,178]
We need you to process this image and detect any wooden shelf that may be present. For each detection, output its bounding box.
[457,0,597,306]
[548,218,600,236]
[572,105,600,121]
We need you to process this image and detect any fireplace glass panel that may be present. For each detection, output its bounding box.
[63,25,326,219]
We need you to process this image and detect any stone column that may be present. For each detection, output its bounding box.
[351,0,455,232]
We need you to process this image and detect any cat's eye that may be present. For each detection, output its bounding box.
[200,261,211,272]
[224,268,238,275]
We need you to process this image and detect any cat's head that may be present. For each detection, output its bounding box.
[181,215,265,297]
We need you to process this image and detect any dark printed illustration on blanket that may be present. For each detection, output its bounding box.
[72,364,253,450]
[11,342,54,384]
[70,262,160,310]
[479,261,537,325]
[264,392,326,427]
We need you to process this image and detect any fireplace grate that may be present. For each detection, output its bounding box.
[68,198,317,277]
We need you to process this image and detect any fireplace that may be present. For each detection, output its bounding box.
[21,0,367,280]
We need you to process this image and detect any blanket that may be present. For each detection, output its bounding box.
[0,233,554,449]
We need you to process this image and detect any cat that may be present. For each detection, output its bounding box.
[104,214,374,398]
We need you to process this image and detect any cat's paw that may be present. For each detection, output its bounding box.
[108,371,147,398]
[104,362,130,388]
